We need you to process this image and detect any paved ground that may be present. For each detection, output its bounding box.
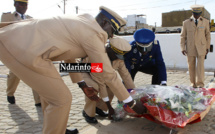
[0,63,215,134]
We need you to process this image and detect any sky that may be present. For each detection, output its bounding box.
[0,0,215,26]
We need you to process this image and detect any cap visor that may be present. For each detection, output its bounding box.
[193,12,202,15]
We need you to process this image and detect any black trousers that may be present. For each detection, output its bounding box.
[130,65,160,85]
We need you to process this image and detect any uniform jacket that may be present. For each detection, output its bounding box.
[0,14,130,101]
[82,58,135,98]
[180,16,211,56]
[1,11,32,22]
[124,40,167,81]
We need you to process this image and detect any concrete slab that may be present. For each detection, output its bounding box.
[0,65,215,133]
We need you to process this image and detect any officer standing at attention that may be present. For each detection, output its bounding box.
[124,28,167,85]
[82,36,135,123]
[1,0,41,106]
[0,6,146,134]
[180,5,211,88]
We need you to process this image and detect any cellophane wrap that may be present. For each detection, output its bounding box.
[114,85,215,128]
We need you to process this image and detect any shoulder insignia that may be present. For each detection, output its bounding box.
[15,13,18,17]
[3,12,11,15]
[3,12,11,14]
[154,40,158,45]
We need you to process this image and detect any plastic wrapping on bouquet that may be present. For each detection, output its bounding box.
[121,85,215,128]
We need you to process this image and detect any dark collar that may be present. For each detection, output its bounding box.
[190,17,203,21]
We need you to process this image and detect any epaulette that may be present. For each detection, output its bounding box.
[154,40,158,45]
[3,12,11,14]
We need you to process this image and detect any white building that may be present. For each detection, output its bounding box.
[124,14,146,27]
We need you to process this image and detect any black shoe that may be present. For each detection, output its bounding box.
[96,107,108,117]
[7,96,15,104]
[35,103,41,107]
[65,128,78,134]
[82,110,98,123]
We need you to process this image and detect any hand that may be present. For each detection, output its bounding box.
[105,101,115,120]
[206,49,209,55]
[108,107,115,120]
[182,50,187,56]
[127,100,147,114]
[81,86,99,101]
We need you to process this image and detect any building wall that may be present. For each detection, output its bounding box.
[126,14,146,27]
[162,8,210,27]
[137,23,148,29]
[122,33,215,70]
[202,8,210,20]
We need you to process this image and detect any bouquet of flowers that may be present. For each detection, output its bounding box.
[114,85,215,128]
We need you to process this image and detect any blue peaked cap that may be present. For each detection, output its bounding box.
[100,9,121,29]
[134,28,155,44]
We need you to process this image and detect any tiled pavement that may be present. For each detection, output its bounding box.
[0,64,215,134]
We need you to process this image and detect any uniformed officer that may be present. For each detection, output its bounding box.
[0,6,146,134]
[82,36,135,123]
[1,0,41,106]
[124,28,167,85]
[181,5,211,88]
[1,0,32,21]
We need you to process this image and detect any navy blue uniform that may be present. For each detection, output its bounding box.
[124,40,167,84]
